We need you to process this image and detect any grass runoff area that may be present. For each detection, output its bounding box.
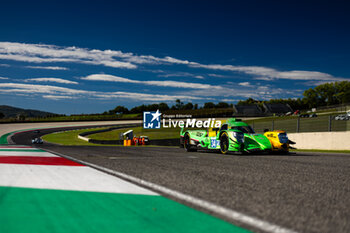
[42,128,113,146]
[42,126,181,145]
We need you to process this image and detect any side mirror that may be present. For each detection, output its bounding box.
[263,129,269,133]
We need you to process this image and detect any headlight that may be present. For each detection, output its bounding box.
[278,133,289,144]
[233,132,244,143]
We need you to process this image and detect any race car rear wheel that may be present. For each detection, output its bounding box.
[220,132,229,154]
[184,133,197,152]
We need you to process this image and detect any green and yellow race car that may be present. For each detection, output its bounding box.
[180,118,292,154]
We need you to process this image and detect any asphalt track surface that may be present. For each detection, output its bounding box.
[11,126,350,233]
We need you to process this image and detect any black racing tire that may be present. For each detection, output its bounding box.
[220,132,229,154]
[184,133,197,152]
[179,137,184,148]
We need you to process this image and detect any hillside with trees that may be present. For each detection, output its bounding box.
[237,81,350,110]
[1,81,348,122]
[0,105,57,119]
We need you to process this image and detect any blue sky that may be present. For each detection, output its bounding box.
[0,0,349,114]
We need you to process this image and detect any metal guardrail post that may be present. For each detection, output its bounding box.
[297,117,300,133]
[329,115,332,132]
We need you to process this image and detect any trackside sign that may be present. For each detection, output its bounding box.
[143,110,221,129]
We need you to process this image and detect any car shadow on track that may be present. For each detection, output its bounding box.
[186,149,319,157]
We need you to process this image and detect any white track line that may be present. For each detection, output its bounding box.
[44,148,298,233]
[0,147,40,150]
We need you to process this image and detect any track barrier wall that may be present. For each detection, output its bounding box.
[288,131,350,150]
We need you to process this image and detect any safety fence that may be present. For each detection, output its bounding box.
[248,114,350,134]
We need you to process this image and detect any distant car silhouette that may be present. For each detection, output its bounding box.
[32,138,43,144]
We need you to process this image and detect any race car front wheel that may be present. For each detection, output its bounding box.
[184,133,197,152]
[220,132,229,154]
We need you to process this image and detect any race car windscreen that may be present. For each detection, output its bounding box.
[231,126,255,134]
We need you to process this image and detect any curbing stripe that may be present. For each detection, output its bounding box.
[43,147,298,233]
[0,156,85,166]
[0,164,157,195]
[0,149,46,152]
[0,151,58,157]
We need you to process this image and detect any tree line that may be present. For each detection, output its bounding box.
[104,100,234,115]
[237,81,350,109]
[106,81,350,115]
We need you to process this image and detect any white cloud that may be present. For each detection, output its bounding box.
[158,72,204,79]
[81,74,133,83]
[0,82,205,102]
[25,78,78,85]
[302,80,339,86]
[220,98,239,102]
[0,42,136,69]
[81,74,221,89]
[0,77,8,80]
[208,74,228,78]
[43,95,77,100]
[190,63,348,82]
[94,92,202,101]
[25,66,69,70]
[0,83,89,95]
[238,82,253,87]
[254,77,274,81]
[0,42,347,83]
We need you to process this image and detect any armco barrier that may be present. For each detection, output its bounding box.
[288,131,350,150]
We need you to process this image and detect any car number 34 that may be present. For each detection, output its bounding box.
[210,137,220,148]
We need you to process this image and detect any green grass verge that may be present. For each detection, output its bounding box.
[0,133,11,144]
[42,128,117,146]
[88,126,181,140]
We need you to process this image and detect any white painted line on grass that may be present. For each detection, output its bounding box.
[44,148,298,233]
